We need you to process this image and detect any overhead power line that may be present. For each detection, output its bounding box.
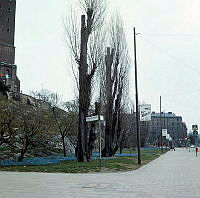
[163,89,200,98]
[140,33,200,38]
[138,35,200,75]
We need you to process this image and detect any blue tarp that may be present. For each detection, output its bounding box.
[0,147,159,167]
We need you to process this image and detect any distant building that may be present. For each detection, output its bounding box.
[0,0,20,92]
[125,111,187,148]
[148,112,187,145]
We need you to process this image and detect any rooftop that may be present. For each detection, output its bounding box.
[151,112,181,118]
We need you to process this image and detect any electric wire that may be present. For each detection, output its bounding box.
[141,33,200,38]
[138,35,200,75]
[137,34,200,97]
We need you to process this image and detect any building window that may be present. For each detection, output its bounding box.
[7,28,10,33]
[7,18,10,23]
[8,8,11,12]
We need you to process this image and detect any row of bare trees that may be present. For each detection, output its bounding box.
[65,0,131,161]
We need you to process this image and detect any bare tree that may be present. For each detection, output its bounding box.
[52,101,78,157]
[101,15,130,157]
[15,102,51,162]
[65,0,106,162]
[31,90,78,157]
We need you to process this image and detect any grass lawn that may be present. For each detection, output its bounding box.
[0,149,167,173]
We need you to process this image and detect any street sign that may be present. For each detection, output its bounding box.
[86,115,104,122]
[140,104,151,121]
[86,114,104,169]
[166,133,170,139]
[192,125,198,131]
[162,129,167,136]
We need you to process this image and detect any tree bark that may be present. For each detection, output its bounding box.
[102,48,114,157]
[18,141,29,162]
[77,14,91,162]
[62,136,66,157]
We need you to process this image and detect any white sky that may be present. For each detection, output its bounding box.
[15,0,200,130]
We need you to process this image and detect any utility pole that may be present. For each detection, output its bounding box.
[134,27,141,165]
[98,114,102,168]
[99,77,102,169]
[160,96,163,153]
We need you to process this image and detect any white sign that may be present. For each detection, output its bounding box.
[162,129,167,136]
[140,104,151,121]
[86,115,104,122]
[166,133,170,139]
[5,74,9,79]
[192,125,198,131]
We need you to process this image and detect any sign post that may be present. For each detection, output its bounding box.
[162,129,167,137]
[162,129,167,151]
[86,115,104,169]
[192,125,198,131]
[192,125,198,156]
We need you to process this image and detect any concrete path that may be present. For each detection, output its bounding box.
[0,148,200,198]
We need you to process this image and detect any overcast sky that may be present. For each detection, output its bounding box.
[15,0,200,130]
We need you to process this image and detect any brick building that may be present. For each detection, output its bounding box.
[0,0,20,92]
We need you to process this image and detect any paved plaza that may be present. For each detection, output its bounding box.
[1,148,200,198]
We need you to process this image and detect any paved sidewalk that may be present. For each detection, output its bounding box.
[0,148,200,198]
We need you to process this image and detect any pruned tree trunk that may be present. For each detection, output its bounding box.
[102,47,114,157]
[87,122,96,160]
[77,14,92,162]
[101,15,130,157]
[62,136,66,157]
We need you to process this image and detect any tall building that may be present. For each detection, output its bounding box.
[0,0,20,92]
